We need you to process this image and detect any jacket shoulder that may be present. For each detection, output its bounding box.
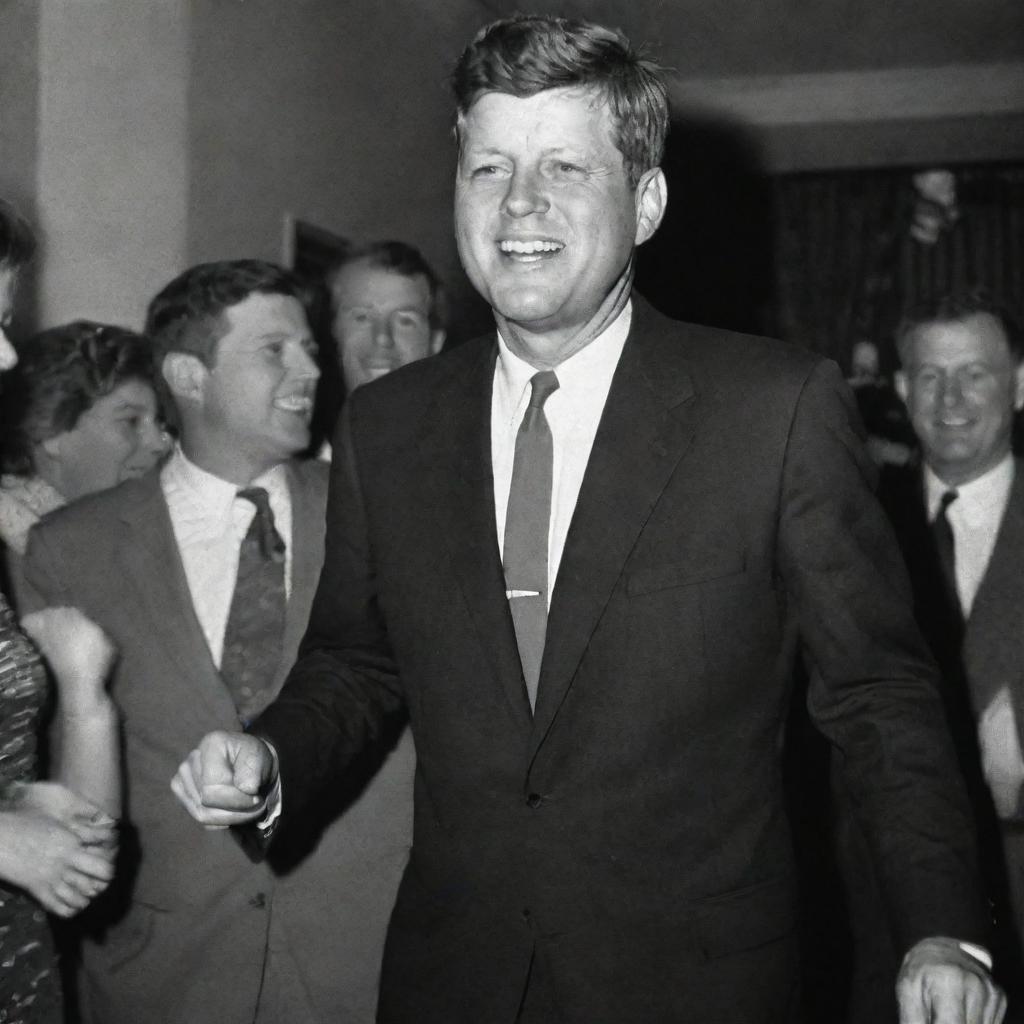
[32,473,159,540]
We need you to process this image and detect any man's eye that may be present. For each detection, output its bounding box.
[472,165,504,178]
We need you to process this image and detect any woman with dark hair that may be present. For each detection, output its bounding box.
[0,201,120,1022]
[0,320,169,574]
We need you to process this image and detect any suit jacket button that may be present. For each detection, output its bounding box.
[249,892,266,909]
[526,792,543,809]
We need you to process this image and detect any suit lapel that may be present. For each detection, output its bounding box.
[531,300,698,744]
[418,340,532,726]
[116,475,237,725]
[963,461,1024,715]
[278,462,325,688]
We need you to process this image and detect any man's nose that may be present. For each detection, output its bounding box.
[292,344,321,380]
[502,169,550,219]
[938,374,964,407]
[373,318,396,349]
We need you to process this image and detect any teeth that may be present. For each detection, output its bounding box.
[275,396,312,413]
[499,239,563,254]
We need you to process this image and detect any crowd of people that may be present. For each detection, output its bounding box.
[0,12,1021,1024]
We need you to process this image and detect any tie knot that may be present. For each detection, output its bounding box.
[528,371,559,410]
[238,486,272,515]
[237,487,285,562]
[938,489,959,515]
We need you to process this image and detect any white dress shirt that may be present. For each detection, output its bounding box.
[924,454,1014,618]
[161,446,293,667]
[491,303,631,606]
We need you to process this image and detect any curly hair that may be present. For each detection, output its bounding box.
[2,321,162,476]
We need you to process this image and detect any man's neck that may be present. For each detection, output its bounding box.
[926,451,1014,492]
[178,439,285,488]
[495,265,633,370]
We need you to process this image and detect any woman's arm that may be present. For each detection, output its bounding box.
[21,607,120,819]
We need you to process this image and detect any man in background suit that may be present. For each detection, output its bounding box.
[23,261,413,1023]
[174,18,1004,1024]
[328,239,446,395]
[882,290,1024,993]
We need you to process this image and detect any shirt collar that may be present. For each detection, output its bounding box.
[494,301,632,414]
[162,445,289,514]
[925,453,1015,521]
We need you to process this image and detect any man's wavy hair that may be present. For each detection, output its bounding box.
[452,15,669,189]
[145,259,308,367]
[896,288,1024,366]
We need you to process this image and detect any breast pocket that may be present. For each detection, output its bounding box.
[626,554,747,596]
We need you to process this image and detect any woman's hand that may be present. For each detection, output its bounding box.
[0,806,116,917]
[21,606,118,715]
[18,780,118,847]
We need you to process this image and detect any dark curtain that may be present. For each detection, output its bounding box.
[773,163,1024,374]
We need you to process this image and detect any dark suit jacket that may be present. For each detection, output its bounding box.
[878,460,1024,988]
[23,459,414,1024]
[259,298,988,1024]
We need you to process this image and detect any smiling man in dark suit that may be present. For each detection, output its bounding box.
[173,18,1004,1024]
[881,291,1024,996]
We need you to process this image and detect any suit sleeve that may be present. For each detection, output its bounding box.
[253,400,406,822]
[21,522,72,614]
[776,359,990,951]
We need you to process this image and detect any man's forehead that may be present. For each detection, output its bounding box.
[460,85,613,135]
[219,292,310,342]
[332,263,431,307]
[907,313,1012,364]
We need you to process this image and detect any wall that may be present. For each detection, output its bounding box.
[33,0,190,328]
[188,0,493,341]
[0,0,41,329]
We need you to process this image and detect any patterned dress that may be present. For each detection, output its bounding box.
[0,593,61,1023]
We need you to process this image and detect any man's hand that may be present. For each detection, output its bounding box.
[896,937,1006,1024]
[171,731,276,829]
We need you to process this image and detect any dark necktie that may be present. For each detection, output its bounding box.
[503,371,560,711]
[220,487,287,726]
[931,488,961,615]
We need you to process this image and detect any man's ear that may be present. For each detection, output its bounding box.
[429,328,446,357]
[1014,361,1024,412]
[162,352,208,405]
[634,167,668,246]
[894,370,909,404]
[39,434,64,460]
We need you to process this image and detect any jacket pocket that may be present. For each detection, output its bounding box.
[693,875,797,959]
[626,554,746,595]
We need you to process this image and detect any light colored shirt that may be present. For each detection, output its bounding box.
[925,455,1014,618]
[161,446,292,667]
[491,303,631,606]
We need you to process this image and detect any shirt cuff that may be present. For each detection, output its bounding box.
[255,742,281,834]
[958,941,993,971]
